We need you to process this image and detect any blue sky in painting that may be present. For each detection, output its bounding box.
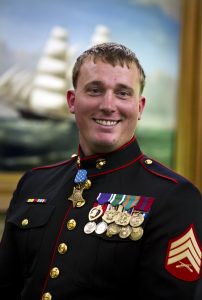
[0,0,181,127]
[0,0,180,76]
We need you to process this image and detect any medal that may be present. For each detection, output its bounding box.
[102,207,118,224]
[119,225,132,239]
[84,221,96,234]
[129,226,144,241]
[106,223,121,236]
[95,221,108,234]
[68,186,85,208]
[88,205,103,221]
[68,162,92,208]
[129,211,144,227]
[115,210,131,226]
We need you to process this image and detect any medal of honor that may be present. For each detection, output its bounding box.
[68,186,86,208]
[68,165,92,208]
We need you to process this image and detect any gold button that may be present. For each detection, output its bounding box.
[83,179,91,190]
[50,267,60,278]
[42,292,52,300]
[71,153,77,158]
[67,219,76,230]
[76,156,80,165]
[96,158,106,169]
[145,159,153,165]
[21,218,29,226]
[58,243,68,254]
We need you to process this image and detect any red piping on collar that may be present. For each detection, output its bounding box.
[89,152,144,178]
[32,158,72,170]
[79,136,137,161]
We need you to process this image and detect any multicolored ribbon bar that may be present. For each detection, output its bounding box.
[134,196,155,212]
[110,194,126,206]
[27,198,47,203]
[123,195,140,210]
[96,193,114,204]
[96,193,155,212]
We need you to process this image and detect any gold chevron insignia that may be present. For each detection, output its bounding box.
[168,227,201,273]
[165,225,202,281]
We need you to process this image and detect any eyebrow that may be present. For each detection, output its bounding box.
[85,81,104,87]
[115,83,133,90]
[115,84,134,94]
[85,81,134,91]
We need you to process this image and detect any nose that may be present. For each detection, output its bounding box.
[99,90,116,113]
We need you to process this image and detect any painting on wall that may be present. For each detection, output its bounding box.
[0,0,181,172]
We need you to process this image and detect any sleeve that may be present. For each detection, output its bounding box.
[0,171,31,298]
[138,181,202,300]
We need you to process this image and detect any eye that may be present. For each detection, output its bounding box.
[86,86,103,96]
[116,89,132,99]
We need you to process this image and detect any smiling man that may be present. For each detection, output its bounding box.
[0,42,202,300]
[67,54,145,155]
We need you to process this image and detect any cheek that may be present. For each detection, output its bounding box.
[120,103,138,119]
[74,102,91,126]
[74,100,87,115]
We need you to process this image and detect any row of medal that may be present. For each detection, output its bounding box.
[84,203,146,241]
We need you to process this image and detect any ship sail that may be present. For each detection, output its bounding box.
[16,26,72,120]
[0,24,111,120]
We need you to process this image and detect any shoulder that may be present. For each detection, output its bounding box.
[18,156,77,184]
[139,155,192,185]
[139,155,201,210]
[13,157,77,195]
[31,158,74,171]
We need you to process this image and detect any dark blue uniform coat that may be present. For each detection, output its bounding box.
[0,137,202,299]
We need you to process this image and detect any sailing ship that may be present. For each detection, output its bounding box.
[0,24,110,121]
[0,26,73,121]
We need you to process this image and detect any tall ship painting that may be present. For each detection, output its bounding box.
[0,25,111,171]
[0,26,73,121]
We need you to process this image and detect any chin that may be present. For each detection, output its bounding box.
[93,138,119,153]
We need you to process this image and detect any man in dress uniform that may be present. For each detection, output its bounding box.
[0,42,202,300]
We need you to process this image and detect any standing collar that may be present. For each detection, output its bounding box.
[78,136,143,178]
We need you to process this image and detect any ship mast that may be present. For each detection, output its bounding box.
[28,26,71,119]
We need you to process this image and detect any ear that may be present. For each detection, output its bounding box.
[67,90,76,114]
[138,96,146,120]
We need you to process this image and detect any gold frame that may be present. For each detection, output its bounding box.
[175,0,202,191]
[0,172,22,212]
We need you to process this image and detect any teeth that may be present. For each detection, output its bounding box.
[95,119,118,126]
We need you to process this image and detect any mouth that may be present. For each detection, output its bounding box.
[94,119,120,126]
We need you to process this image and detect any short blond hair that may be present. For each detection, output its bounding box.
[72,42,146,94]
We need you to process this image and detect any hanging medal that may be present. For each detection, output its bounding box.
[68,165,91,208]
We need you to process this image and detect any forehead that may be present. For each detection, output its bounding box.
[78,58,140,85]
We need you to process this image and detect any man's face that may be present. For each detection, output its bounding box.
[67,59,145,155]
